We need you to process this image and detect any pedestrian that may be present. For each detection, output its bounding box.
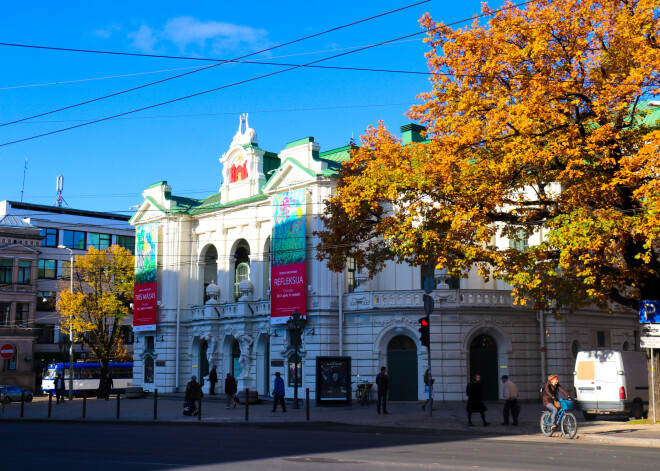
[272,371,286,412]
[54,373,65,404]
[422,369,436,411]
[376,366,390,415]
[185,375,203,415]
[466,374,489,426]
[501,375,519,425]
[224,372,238,409]
[103,373,113,400]
[209,366,218,395]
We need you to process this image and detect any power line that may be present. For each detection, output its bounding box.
[0,1,430,129]
[0,0,539,148]
[0,42,430,92]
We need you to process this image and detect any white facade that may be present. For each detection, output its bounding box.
[129,117,640,402]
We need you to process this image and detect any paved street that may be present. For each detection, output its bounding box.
[2,393,659,450]
[2,421,658,470]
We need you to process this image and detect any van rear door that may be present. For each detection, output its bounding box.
[595,360,619,410]
[575,359,597,408]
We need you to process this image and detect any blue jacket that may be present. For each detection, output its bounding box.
[273,376,285,396]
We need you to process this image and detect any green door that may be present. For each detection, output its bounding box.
[469,334,499,401]
[387,335,418,401]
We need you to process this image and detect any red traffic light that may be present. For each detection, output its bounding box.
[420,318,429,327]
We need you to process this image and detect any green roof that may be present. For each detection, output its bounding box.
[285,137,314,149]
[633,100,660,126]
[146,180,168,189]
[319,145,352,164]
[190,192,269,215]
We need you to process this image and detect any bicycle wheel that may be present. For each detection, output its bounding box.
[561,412,578,439]
[540,411,554,436]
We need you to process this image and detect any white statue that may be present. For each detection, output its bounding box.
[203,334,219,368]
[237,334,254,378]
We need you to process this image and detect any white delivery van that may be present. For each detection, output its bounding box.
[574,350,649,420]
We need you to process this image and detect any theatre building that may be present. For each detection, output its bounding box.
[129,116,639,402]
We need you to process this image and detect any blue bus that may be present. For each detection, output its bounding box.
[41,362,133,396]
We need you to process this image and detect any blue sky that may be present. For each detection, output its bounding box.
[1,0,489,214]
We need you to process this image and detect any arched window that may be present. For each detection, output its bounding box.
[234,245,250,301]
[144,357,154,383]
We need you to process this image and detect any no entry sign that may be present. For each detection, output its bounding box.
[0,344,15,359]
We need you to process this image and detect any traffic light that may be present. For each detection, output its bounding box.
[418,315,430,348]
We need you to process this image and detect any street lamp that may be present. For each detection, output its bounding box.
[286,309,306,410]
[58,245,74,401]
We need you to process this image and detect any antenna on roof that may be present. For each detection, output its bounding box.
[55,175,68,208]
[20,158,28,202]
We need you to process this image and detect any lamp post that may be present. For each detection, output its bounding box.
[286,309,306,410]
[58,245,74,401]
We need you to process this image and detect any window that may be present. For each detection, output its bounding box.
[234,263,250,301]
[0,259,12,284]
[89,233,111,250]
[3,356,16,371]
[37,324,55,344]
[15,303,29,327]
[571,340,580,359]
[62,230,86,250]
[116,235,136,254]
[17,261,31,284]
[146,336,155,351]
[40,227,59,247]
[61,261,72,280]
[37,291,56,311]
[592,330,612,348]
[0,303,10,326]
[119,325,134,344]
[509,229,529,252]
[38,259,57,279]
[144,357,154,383]
[346,257,358,293]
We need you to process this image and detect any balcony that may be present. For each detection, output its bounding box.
[191,299,271,320]
[343,289,524,312]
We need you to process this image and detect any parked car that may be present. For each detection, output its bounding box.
[574,350,649,420]
[0,385,34,404]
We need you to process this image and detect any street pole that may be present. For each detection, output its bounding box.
[59,246,74,401]
[293,336,299,409]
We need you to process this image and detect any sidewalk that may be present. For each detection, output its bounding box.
[2,394,658,447]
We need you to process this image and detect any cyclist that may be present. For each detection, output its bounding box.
[542,374,571,430]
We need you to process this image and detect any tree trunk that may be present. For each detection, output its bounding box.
[647,349,660,423]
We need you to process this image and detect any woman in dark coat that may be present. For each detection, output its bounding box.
[466,374,489,426]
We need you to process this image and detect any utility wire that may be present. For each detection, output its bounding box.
[0,0,539,148]
[0,43,431,91]
[0,1,430,128]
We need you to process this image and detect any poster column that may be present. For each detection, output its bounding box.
[271,189,307,324]
[133,223,158,332]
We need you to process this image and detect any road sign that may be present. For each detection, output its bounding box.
[641,324,660,336]
[640,336,660,349]
[423,294,434,315]
[639,300,660,323]
[0,344,15,359]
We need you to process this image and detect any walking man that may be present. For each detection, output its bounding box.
[185,375,203,415]
[501,375,519,425]
[224,373,238,409]
[209,366,218,395]
[376,366,390,415]
[54,373,65,404]
[272,371,286,412]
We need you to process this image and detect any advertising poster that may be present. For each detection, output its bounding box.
[271,189,306,324]
[316,356,351,405]
[133,223,158,331]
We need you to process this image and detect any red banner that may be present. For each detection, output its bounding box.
[133,281,157,331]
[271,263,306,323]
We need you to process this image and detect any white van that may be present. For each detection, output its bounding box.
[574,350,649,420]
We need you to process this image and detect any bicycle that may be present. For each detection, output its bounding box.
[540,398,578,439]
[355,379,373,406]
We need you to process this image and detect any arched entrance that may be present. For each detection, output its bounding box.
[199,340,209,387]
[387,335,418,401]
[469,334,498,400]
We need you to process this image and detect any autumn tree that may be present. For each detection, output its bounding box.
[57,245,134,391]
[317,0,660,417]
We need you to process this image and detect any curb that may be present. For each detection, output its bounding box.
[580,433,660,448]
